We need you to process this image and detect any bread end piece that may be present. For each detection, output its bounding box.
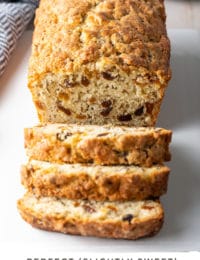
[17,193,164,240]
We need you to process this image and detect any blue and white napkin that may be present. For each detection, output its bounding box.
[0,0,38,77]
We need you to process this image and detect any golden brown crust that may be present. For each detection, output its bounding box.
[17,195,164,240]
[29,0,170,76]
[24,124,172,166]
[21,161,169,201]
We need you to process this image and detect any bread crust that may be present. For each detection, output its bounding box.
[21,161,169,201]
[17,195,164,240]
[24,124,172,166]
[29,0,170,77]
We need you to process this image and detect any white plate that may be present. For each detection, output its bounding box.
[0,29,200,253]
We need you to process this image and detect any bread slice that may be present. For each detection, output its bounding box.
[21,160,169,201]
[17,193,164,240]
[28,0,171,126]
[25,124,172,166]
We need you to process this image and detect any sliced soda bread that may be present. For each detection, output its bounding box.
[24,124,172,166]
[21,160,169,201]
[18,193,164,240]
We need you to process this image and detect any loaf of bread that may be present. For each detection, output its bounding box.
[21,160,169,201]
[18,193,164,240]
[28,0,171,126]
[24,124,172,166]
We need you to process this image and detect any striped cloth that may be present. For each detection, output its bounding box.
[0,0,38,77]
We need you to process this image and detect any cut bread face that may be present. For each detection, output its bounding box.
[21,160,170,201]
[18,193,164,240]
[24,124,172,166]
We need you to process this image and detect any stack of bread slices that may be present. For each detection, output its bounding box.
[18,0,172,240]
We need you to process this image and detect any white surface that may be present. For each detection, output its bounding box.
[0,30,200,253]
[166,0,200,29]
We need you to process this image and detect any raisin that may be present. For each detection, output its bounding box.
[97,133,109,137]
[147,196,159,200]
[73,201,80,207]
[58,92,69,101]
[114,150,128,157]
[101,100,112,108]
[83,204,96,213]
[57,102,71,115]
[81,76,90,86]
[65,147,71,155]
[142,205,154,210]
[49,176,56,185]
[105,179,113,186]
[122,214,134,224]
[63,222,76,230]
[88,96,96,104]
[35,100,45,110]
[76,114,86,119]
[146,102,154,114]
[134,106,144,116]
[117,114,132,121]
[107,205,117,212]
[101,107,112,116]
[56,132,72,141]
[102,72,116,80]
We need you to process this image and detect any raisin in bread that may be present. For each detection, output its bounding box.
[17,193,164,240]
[28,0,171,126]
[24,124,172,166]
[21,160,169,201]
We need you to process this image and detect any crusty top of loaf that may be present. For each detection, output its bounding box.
[29,0,170,80]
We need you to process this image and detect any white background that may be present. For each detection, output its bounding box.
[0,30,200,254]
[165,0,200,29]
